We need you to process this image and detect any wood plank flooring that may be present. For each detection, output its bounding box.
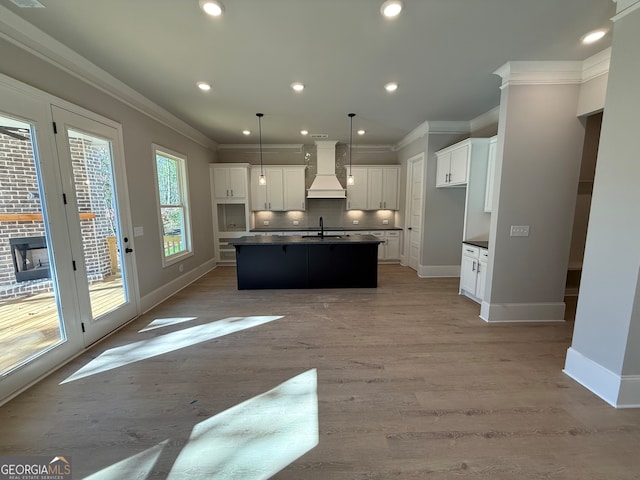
[1,265,639,479]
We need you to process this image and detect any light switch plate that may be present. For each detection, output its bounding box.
[263,220,269,226]
[353,220,359,225]
[510,225,530,237]
[382,219,389,225]
[293,220,299,225]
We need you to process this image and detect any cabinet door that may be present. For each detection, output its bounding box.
[460,255,478,294]
[382,167,399,210]
[265,168,284,210]
[250,168,268,210]
[228,167,246,198]
[476,259,487,300]
[449,144,469,185]
[213,168,230,199]
[367,168,384,209]
[346,167,368,210]
[385,233,401,259]
[436,152,451,187]
[283,167,306,211]
[484,138,497,213]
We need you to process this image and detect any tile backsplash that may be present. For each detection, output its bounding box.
[253,198,397,230]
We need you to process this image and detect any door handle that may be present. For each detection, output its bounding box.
[125,247,133,253]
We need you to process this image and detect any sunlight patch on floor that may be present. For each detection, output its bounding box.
[61,316,283,384]
[168,369,319,479]
[138,316,198,333]
[80,370,318,479]
[83,440,168,480]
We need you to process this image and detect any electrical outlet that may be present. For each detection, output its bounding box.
[353,220,359,225]
[263,220,269,226]
[293,220,299,226]
[510,225,530,237]
[382,219,389,225]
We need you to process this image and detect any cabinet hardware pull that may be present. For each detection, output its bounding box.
[477,264,481,273]
[472,261,476,272]
[269,202,271,209]
[264,202,267,209]
[230,189,234,196]
[226,189,229,196]
[380,202,382,209]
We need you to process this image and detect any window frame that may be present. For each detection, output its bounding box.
[152,144,193,267]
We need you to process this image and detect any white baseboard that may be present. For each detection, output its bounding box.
[417,264,460,278]
[479,301,565,322]
[563,347,640,408]
[140,258,217,314]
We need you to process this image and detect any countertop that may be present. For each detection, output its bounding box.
[228,234,383,246]
[463,240,489,249]
[250,226,402,233]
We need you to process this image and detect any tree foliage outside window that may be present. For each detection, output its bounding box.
[154,147,191,262]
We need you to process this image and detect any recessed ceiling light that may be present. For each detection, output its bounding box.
[357,129,366,136]
[582,29,608,44]
[291,82,305,92]
[380,0,403,18]
[384,82,399,92]
[199,0,224,16]
[242,130,251,136]
[300,130,309,136]
[197,81,211,91]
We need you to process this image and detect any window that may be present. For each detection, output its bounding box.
[153,145,191,265]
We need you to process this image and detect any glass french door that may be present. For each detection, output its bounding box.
[51,105,137,346]
[0,80,83,398]
[0,77,137,402]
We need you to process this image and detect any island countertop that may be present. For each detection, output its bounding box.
[228,234,383,246]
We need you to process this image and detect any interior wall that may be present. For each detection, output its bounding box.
[486,83,585,310]
[569,6,640,378]
[0,38,217,299]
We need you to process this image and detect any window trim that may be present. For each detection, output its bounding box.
[152,144,193,267]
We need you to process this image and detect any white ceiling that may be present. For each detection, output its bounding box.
[1,0,615,146]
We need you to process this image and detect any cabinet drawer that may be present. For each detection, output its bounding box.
[462,245,480,258]
[480,249,489,261]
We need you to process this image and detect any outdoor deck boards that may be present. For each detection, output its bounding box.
[0,276,125,373]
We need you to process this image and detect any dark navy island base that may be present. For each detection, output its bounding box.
[228,234,383,289]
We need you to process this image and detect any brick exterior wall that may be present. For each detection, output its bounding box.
[0,132,117,300]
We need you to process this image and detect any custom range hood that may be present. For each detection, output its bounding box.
[307,140,346,199]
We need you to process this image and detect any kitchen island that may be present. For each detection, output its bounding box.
[227,234,382,289]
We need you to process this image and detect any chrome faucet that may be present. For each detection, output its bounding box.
[319,216,324,239]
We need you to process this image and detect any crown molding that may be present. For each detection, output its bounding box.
[469,106,500,133]
[427,121,471,134]
[217,144,304,150]
[493,61,584,89]
[612,0,640,21]
[395,120,429,151]
[0,5,217,150]
[582,48,612,82]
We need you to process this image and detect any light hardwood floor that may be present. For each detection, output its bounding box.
[1,265,639,479]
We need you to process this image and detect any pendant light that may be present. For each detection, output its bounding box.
[256,113,266,185]
[347,113,356,186]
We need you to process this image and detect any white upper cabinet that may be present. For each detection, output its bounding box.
[484,136,498,213]
[347,165,399,210]
[346,167,368,210]
[283,167,306,211]
[367,167,400,210]
[436,140,476,187]
[212,164,248,202]
[250,165,305,211]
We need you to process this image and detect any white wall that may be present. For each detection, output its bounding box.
[0,37,217,301]
[565,3,640,407]
[484,82,585,321]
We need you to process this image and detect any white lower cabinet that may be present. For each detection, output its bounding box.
[369,230,401,261]
[459,244,487,302]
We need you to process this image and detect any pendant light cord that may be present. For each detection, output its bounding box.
[348,113,355,177]
[257,113,264,176]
